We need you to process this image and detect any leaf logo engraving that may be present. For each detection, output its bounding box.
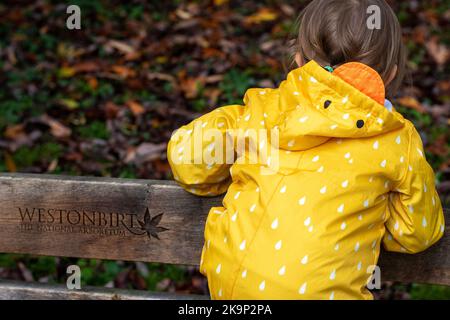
[138,208,169,240]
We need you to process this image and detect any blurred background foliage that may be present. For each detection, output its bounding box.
[0,0,449,299]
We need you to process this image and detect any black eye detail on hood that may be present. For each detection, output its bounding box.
[356,120,365,128]
[324,100,332,109]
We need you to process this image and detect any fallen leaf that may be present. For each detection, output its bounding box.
[437,80,450,93]
[17,262,34,282]
[58,66,75,78]
[128,269,147,290]
[204,74,224,83]
[412,25,427,45]
[132,143,167,164]
[155,56,168,64]
[244,8,278,25]
[38,114,72,138]
[6,46,17,65]
[4,124,25,140]
[111,65,136,78]
[126,100,145,116]
[214,0,228,6]
[202,47,226,59]
[204,88,221,105]
[106,40,136,55]
[124,147,137,163]
[260,40,277,52]
[180,77,205,99]
[64,152,83,162]
[86,77,98,90]
[72,61,101,73]
[153,159,171,174]
[4,152,17,172]
[280,4,295,16]
[147,72,178,88]
[156,278,171,291]
[58,98,79,110]
[175,8,193,20]
[427,135,449,157]
[429,104,450,120]
[104,101,121,119]
[135,262,149,278]
[397,96,426,113]
[47,159,58,172]
[426,36,449,66]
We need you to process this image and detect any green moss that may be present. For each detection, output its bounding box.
[77,121,110,140]
[13,143,63,168]
[219,69,256,105]
[410,284,450,300]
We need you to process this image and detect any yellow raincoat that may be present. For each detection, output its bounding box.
[167,60,444,299]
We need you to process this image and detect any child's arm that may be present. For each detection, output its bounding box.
[383,126,445,253]
[167,105,243,196]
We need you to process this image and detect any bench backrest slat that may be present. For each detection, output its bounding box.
[0,173,448,285]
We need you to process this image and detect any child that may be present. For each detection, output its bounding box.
[167,0,444,299]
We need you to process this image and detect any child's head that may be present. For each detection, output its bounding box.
[290,0,406,96]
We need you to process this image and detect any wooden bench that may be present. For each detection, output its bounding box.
[0,173,448,299]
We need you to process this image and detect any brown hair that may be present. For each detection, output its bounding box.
[287,0,407,96]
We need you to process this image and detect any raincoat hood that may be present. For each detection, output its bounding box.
[244,60,406,151]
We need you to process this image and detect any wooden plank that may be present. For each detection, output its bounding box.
[0,280,208,300]
[0,173,449,286]
[0,173,221,265]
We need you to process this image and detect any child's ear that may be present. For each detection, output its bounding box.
[295,52,304,68]
[385,65,398,86]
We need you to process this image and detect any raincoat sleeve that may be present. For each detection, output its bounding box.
[383,126,445,253]
[167,105,243,196]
